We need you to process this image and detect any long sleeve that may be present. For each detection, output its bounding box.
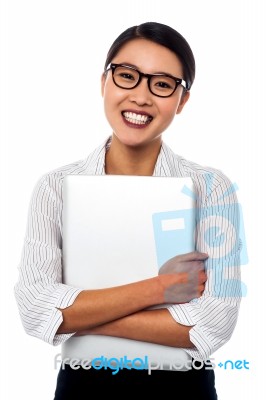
[14,139,108,346]
[166,171,243,360]
[14,173,83,345]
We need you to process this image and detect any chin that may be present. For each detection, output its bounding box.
[114,130,161,147]
[117,136,154,149]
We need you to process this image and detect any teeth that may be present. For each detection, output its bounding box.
[123,112,151,125]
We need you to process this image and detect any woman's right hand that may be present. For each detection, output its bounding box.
[158,251,208,304]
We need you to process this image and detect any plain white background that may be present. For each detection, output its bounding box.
[1,0,265,398]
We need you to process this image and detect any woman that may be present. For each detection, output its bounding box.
[15,22,242,398]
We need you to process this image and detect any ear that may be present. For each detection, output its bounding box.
[101,73,106,97]
[176,90,190,115]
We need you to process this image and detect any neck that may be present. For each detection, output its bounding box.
[105,136,162,176]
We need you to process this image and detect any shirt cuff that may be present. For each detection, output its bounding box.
[167,304,214,361]
[42,285,83,346]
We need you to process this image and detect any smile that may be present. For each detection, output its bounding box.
[122,111,153,125]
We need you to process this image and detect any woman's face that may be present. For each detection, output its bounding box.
[101,38,190,148]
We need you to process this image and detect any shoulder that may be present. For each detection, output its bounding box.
[30,139,108,204]
[161,142,237,203]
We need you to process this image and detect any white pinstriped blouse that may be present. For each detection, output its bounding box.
[14,137,242,361]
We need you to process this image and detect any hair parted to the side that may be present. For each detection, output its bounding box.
[104,22,196,91]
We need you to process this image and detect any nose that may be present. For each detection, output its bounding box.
[128,77,153,106]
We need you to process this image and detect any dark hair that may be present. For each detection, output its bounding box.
[104,22,195,90]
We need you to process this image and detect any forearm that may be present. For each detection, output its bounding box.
[57,254,206,335]
[57,277,163,333]
[77,308,195,348]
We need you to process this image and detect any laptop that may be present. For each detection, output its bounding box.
[61,174,196,371]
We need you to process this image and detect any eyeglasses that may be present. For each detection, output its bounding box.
[106,63,188,98]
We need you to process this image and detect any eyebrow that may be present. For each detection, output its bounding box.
[117,62,176,77]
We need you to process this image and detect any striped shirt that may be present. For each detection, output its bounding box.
[14,137,242,361]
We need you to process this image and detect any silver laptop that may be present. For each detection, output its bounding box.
[61,174,196,371]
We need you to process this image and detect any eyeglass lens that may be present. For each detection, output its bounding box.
[112,65,177,97]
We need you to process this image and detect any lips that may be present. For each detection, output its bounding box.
[122,111,153,126]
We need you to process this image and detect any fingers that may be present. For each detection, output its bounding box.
[197,271,207,296]
[198,270,207,284]
[198,284,205,296]
[160,252,208,270]
[161,268,208,303]
[179,251,209,261]
[159,254,207,276]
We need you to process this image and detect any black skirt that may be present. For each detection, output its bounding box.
[53,360,218,399]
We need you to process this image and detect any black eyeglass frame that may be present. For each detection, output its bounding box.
[106,63,188,98]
